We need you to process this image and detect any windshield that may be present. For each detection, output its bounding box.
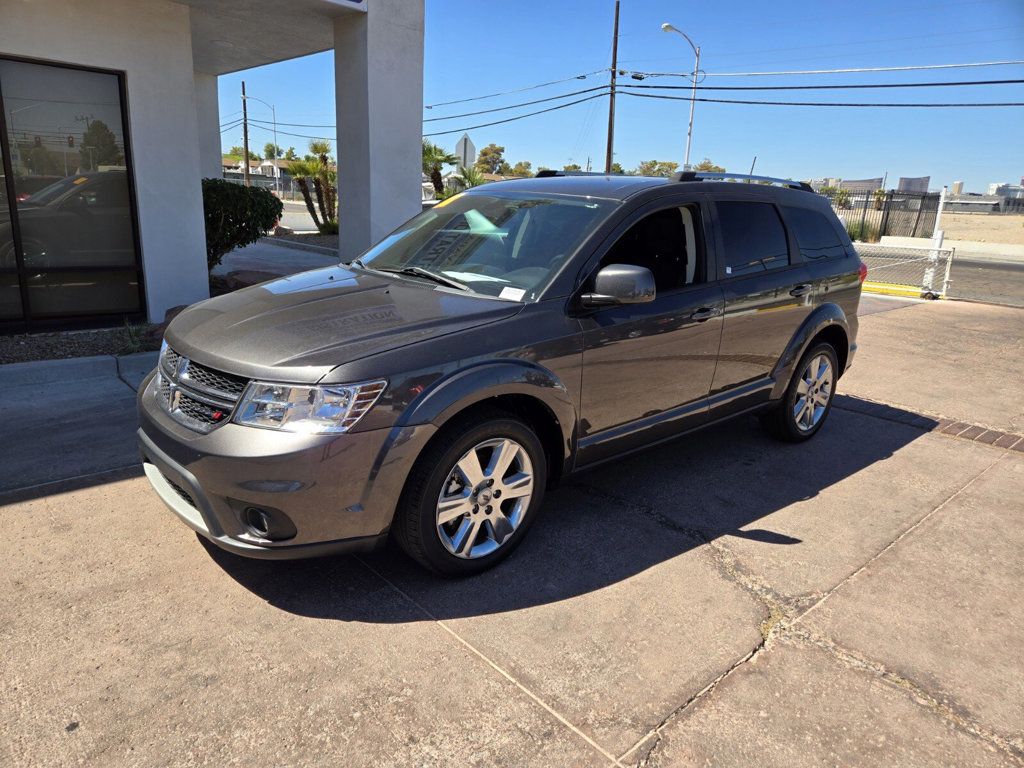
[354,191,616,301]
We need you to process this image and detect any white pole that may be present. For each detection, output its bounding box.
[924,185,947,296]
[272,104,279,195]
[685,46,700,169]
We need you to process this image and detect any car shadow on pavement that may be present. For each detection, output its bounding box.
[205,398,937,623]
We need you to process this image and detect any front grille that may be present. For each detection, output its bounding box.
[181,361,248,398]
[156,345,250,433]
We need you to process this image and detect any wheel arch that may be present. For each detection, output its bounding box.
[770,303,850,400]
[396,360,577,485]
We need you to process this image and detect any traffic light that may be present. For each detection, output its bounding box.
[67,135,75,148]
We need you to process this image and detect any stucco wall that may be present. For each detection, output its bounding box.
[334,0,425,259]
[0,0,210,322]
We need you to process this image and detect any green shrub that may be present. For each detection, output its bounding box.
[201,178,283,270]
[846,220,880,243]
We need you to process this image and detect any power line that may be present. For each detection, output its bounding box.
[423,93,609,138]
[424,85,609,122]
[620,90,1024,107]
[424,68,608,109]
[626,78,1024,91]
[629,59,1024,79]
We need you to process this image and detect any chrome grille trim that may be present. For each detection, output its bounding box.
[156,345,250,433]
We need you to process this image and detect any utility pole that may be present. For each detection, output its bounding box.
[241,80,251,187]
[604,0,620,174]
[749,155,757,176]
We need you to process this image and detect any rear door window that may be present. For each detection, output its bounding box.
[716,201,790,277]
[783,206,847,261]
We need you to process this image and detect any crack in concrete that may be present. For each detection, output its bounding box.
[573,454,1017,767]
[571,482,790,767]
[785,627,1024,765]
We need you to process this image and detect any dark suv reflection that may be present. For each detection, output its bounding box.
[0,170,134,269]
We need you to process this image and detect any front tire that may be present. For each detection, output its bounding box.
[393,409,547,575]
[762,342,838,442]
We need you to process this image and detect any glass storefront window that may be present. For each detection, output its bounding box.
[0,57,143,328]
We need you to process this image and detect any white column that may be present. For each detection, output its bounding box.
[194,71,222,180]
[334,0,424,260]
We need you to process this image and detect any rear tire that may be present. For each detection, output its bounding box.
[392,409,547,576]
[761,342,838,442]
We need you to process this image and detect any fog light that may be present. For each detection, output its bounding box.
[241,506,297,541]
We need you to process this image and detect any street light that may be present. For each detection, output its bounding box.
[661,22,700,170]
[241,93,279,194]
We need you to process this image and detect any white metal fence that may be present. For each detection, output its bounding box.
[855,243,955,298]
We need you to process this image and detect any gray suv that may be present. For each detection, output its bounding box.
[138,171,864,575]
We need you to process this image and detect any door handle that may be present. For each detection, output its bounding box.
[790,283,813,297]
[690,306,722,322]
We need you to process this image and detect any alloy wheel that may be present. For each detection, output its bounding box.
[435,437,534,559]
[793,354,833,432]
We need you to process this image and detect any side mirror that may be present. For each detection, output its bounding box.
[581,264,656,307]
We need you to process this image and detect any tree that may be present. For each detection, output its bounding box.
[263,142,283,159]
[509,161,533,177]
[474,143,506,174]
[422,139,457,194]
[610,162,625,174]
[289,139,337,234]
[79,120,123,170]
[226,145,260,161]
[497,160,513,176]
[694,157,725,173]
[201,179,282,270]
[283,147,298,161]
[563,163,582,172]
[634,160,679,177]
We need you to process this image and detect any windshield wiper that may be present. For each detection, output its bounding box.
[379,266,470,292]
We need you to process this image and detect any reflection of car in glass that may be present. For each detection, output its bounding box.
[138,171,865,575]
[0,170,134,269]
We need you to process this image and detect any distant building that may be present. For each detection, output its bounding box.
[839,178,883,193]
[988,182,1024,199]
[951,181,964,195]
[897,176,930,193]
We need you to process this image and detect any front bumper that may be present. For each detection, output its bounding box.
[137,371,436,559]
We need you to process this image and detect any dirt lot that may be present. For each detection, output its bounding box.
[941,213,1024,244]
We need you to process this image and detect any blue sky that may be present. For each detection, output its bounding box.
[220,0,1024,192]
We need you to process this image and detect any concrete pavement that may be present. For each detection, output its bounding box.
[1,299,1022,767]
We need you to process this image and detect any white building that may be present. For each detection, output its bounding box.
[0,0,424,330]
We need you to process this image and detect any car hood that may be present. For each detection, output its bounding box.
[165,265,524,383]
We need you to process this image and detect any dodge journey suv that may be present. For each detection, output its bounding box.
[138,171,864,575]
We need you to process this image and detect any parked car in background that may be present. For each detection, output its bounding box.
[138,171,864,575]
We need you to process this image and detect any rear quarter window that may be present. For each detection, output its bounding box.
[783,205,847,261]
[716,201,790,277]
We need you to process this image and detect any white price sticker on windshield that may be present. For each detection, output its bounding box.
[499,287,526,301]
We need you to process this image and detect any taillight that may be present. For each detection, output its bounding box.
[858,262,868,283]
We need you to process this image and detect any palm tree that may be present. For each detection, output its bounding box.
[422,140,457,194]
[290,140,337,234]
[458,164,485,188]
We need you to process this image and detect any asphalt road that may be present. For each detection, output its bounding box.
[947,254,1024,307]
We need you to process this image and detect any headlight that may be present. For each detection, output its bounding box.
[234,380,387,434]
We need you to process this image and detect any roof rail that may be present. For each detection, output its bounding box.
[673,171,814,192]
[535,169,624,178]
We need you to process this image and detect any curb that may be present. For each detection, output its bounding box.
[0,350,158,387]
[259,236,338,257]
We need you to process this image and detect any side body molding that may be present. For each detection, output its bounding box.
[770,302,850,399]
[397,360,578,469]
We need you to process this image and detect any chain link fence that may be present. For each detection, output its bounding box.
[856,243,955,298]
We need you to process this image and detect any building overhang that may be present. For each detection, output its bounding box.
[183,0,366,75]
